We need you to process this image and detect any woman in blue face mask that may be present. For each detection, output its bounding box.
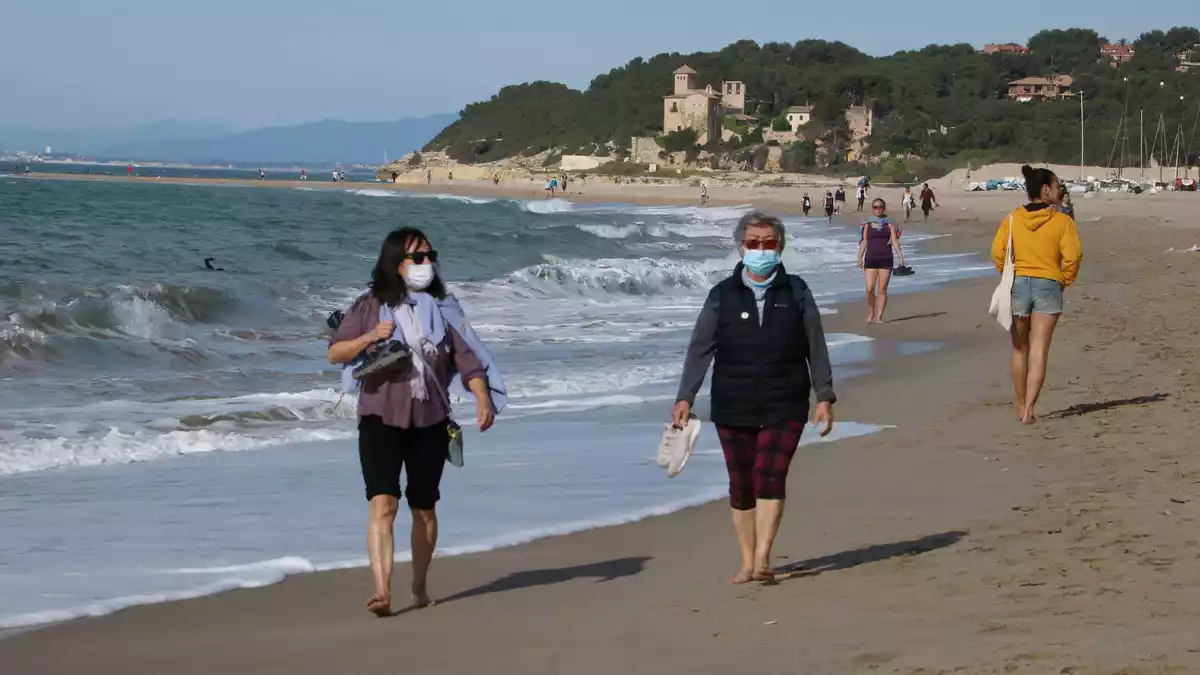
[672,211,837,584]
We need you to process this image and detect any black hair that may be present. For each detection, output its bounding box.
[367,227,446,307]
[1021,165,1058,202]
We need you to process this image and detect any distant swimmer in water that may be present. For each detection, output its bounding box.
[204,257,225,271]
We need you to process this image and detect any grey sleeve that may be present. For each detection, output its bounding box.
[675,289,719,405]
[800,286,837,404]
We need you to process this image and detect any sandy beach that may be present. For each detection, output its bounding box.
[5,174,1200,673]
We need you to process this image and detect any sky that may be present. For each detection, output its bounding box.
[0,0,1189,131]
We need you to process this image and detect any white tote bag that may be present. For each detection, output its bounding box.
[988,215,1015,330]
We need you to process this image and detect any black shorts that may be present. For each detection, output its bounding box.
[358,415,448,509]
[863,256,894,270]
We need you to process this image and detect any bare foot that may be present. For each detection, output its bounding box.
[365,594,392,617]
[865,315,875,324]
[731,568,755,584]
[1020,412,1037,425]
[752,569,777,582]
[411,587,436,608]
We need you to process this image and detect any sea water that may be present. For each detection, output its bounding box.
[0,177,991,628]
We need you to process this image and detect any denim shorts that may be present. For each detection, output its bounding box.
[1011,275,1063,316]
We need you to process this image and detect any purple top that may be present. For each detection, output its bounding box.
[330,295,486,429]
[861,220,894,259]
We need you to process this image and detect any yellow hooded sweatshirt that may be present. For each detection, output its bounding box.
[991,204,1082,286]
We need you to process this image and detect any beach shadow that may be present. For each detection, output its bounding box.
[1047,393,1170,419]
[886,312,947,323]
[774,531,967,580]
[434,556,652,606]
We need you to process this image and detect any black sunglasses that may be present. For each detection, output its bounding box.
[404,250,439,264]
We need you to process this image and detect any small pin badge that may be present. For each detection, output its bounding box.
[740,312,750,319]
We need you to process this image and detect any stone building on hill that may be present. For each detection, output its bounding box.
[981,43,1030,55]
[662,65,746,144]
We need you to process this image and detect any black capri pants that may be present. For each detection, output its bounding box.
[358,415,448,509]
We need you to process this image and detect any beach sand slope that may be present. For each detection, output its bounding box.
[5,193,1200,674]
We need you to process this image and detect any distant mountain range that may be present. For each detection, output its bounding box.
[0,114,457,165]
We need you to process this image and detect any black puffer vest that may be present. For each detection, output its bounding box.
[710,265,812,428]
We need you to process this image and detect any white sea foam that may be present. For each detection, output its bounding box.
[0,425,355,476]
[519,198,574,214]
[499,254,729,297]
[348,189,496,204]
[0,578,285,630]
[349,188,397,198]
[574,223,646,239]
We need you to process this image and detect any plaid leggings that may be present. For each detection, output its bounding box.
[716,422,805,510]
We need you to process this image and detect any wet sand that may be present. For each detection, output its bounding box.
[5,182,1200,673]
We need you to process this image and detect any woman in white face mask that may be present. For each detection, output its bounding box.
[328,227,499,617]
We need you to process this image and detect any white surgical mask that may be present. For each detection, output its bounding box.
[405,264,435,291]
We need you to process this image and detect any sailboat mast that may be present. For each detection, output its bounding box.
[1079,91,1085,181]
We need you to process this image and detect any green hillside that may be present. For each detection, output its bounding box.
[425,27,1200,172]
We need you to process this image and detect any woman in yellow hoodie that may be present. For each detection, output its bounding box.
[991,165,1082,424]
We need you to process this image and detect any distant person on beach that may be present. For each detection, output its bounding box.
[1058,183,1075,219]
[259,169,266,180]
[919,183,938,220]
[991,165,1082,425]
[427,169,432,185]
[834,186,846,214]
[823,191,835,222]
[700,182,709,205]
[448,172,454,184]
[802,193,811,216]
[391,171,399,183]
[902,187,916,223]
[550,177,558,196]
[300,169,307,181]
[328,227,501,616]
[127,164,133,177]
[856,185,867,212]
[673,211,836,584]
[857,198,905,324]
[492,173,500,186]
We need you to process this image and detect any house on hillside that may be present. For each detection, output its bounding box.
[981,43,1030,55]
[1100,42,1135,67]
[1006,75,1074,102]
[1178,44,1200,72]
[662,65,746,144]
[785,105,813,132]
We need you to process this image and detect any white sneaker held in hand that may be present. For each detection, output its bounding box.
[657,417,701,478]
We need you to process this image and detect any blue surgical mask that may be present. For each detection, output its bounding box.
[742,249,781,276]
